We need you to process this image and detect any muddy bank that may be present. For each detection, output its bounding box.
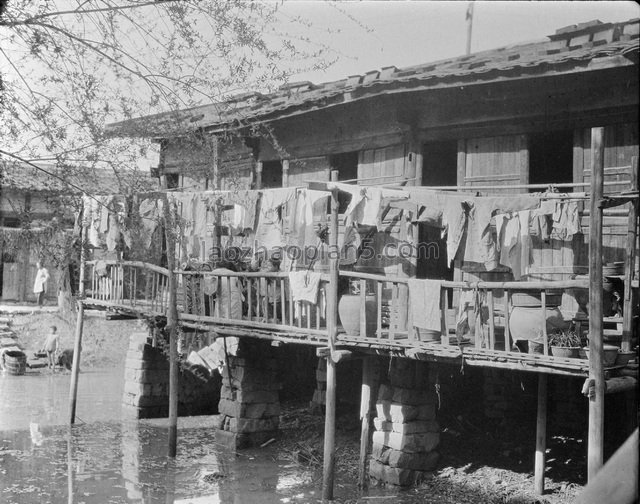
[5,310,139,368]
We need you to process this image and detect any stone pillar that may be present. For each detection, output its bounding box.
[122,330,221,419]
[123,331,170,418]
[310,357,327,414]
[216,340,281,449]
[370,359,440,486]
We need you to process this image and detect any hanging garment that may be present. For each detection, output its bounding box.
[138,198,162,249]
[290,189,331,249]
[552,200,581,240]
[288,271,322,304]
[338,215,362,266]
[106,213,121,251]
[532,214,552,243]
[496,210,533,280]
[332,183,392,227]
[461,195,540,270]
[255,188,297,252]
[407,279,442,332]
[442,197,468,266]
[217,190,261,231]
[455,289,488,344]
[518,210,532,278]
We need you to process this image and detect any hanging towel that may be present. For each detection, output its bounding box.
[288,271,322,304]
[408,279,441,332]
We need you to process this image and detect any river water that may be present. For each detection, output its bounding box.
[0,367,403,504]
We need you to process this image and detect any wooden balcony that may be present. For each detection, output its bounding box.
[83,260,602,377]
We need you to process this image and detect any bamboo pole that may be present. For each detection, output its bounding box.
[588,127,605,481]
[622,156,638,352]
[322,170,340,501]
[534,373,548,495]
[69,208,86,425]
[163,196,180,458]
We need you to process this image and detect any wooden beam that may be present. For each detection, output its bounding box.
[622,156,638,352]
[322,169,340,501]
[358,356,378,489]
[587,126,605,482]
[534,373,548,495]
[604,376,637,395]
[68,212,86,425]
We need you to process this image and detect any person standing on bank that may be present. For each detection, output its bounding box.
[41,325,59,372]
[33,261,50,308]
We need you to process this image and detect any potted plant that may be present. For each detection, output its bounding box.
[549,328,582,358]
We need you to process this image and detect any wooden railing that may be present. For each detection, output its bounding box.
[85,261,591,360]
[86,260,170,315]
[339,270,591,357]
[176,269,330,338]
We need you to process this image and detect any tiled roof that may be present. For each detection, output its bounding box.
[0,159,157,195]
[106,18,639,138]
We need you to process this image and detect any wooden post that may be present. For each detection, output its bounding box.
[534,373,548,495]
[282,159,290,188]
[588,127,605,481]
[209,135,220,190]
[322,169,340,501]
[255,161,263,190]
[358,356,378,489]
[69,209,86,425]
[163,195,180,458]
[622,156,638,352]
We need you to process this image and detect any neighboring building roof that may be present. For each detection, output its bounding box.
[0,159,157,195]
[106,18,639,138]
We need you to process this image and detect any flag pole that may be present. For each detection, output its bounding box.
[466,2,474,56]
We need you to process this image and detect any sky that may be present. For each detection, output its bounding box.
[280,1,640,85]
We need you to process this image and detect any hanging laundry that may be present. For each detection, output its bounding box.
[461,195,539,271]
[216,190,260,231]
[288,270,322,304]
[290,189,331,249]
[495,210,533,280]
[255,187,297,252]
[330,183,394,227]
[82,196,101,247]
[138,198,163,249]
[552,200,581,240]
[442,196,468,266]
[407,279,441,332]
[455,289,488,344]
[106,213,121,251]
[338,214,362,266]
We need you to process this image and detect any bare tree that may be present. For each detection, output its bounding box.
[0,0,338,180]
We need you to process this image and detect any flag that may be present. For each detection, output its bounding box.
[466,2,474,22]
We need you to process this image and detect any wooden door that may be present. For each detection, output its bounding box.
[1,262,20,301]
[457,135,528,195]
[358,144,407,185]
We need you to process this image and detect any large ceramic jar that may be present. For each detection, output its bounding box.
[338,294,378,337]
[509,291,567,343]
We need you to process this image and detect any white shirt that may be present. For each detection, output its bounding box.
[33,267,50,294]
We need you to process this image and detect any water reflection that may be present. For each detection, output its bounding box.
[1,368,399,503]
[0,368,323,504]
